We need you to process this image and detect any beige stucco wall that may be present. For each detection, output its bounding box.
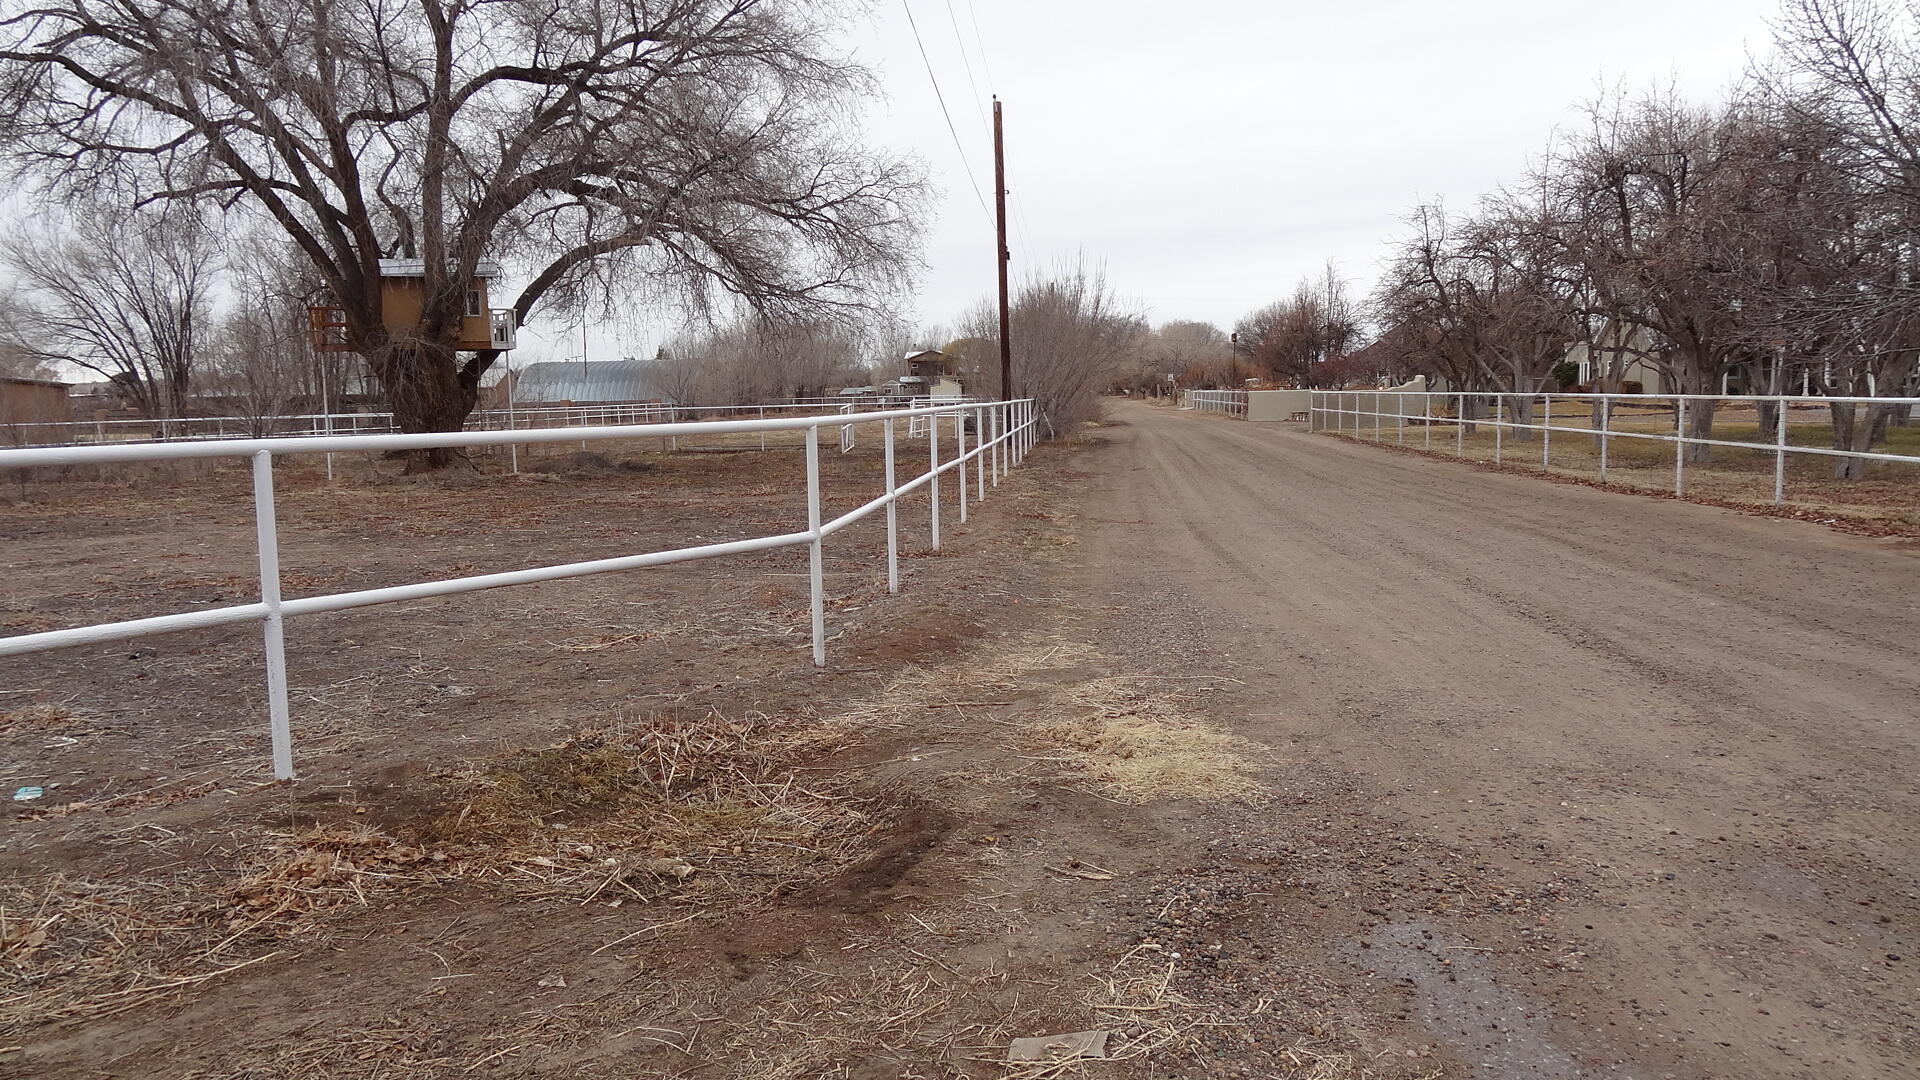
[1246,389,1313,422]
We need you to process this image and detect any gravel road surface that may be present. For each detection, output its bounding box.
[1076,401,1919,1079]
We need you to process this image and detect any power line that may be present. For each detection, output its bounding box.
[965,0,997,93]
[944,0,992,137]
[900,0,991,225]
[1010,187,1039,268]
[951,3,1033,264]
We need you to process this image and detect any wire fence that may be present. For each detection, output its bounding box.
[1309,390,1920,504]
[0,397,1036,780]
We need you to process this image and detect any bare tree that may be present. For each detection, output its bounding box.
[205,235,331,435]
[1758,0,1920,474]
[653,318,873,405]
[0,0,924,467]
[1147,321,1237,392]
[963,260,1146,435]
[2,201,215,419]
[1234,265,1358,387]
[0,291,54,381]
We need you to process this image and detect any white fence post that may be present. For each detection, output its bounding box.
[1423,395,1431,449]
[251,450,294,781]
[1456,394,1465,456]
[805,426,826,668]
[1494,395,1503,464]
[956,409,968,524]
[1599,394,1610,484]
[990,404,1001,486]
[1542,393,1551,469]
[974,405,985,503]
[883,418,899,595]
[1674,398,1688,497]
[929,409,942,550]
[1774,397,1788,505]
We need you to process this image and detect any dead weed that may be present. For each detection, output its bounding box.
[0,710,885,1038]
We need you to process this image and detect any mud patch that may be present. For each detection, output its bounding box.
[1342,921,1628,1079]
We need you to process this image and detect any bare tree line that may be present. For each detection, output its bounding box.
[0,0,924,467]
[1368,0,1920,474]
[645,319,890,406]
[0,199,367,434]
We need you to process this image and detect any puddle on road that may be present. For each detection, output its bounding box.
[1339,922,1632,1080]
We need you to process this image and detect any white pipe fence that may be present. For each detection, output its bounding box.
[1309,390,1920,502]
[1180,389,1248,416]
[0,397,1038,780]
[3,397,990,451]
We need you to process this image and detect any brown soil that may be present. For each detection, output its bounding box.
[1,405,1914,1079]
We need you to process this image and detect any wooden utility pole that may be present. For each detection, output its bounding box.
[993,97,1012,400]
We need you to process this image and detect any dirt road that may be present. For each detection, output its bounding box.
[1074,401,1919,1078]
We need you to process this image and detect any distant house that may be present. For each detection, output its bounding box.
[0,375,73,443]
[1565,323,1666,392]
[898,350,964,399]
[506,359,665,404]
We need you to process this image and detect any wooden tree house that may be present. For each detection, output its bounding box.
[307,259,516,353]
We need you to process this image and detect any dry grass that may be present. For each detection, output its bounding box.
[1032,677,1268,804]
[0,702,80,734]
[0,826,418,1032]
[827,642,1270,805]
[420,712,881,907]
[0,709,883,1038]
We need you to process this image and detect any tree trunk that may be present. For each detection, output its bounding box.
[370,341,477,472]
[1830,402,1893,480]
[1507,393,1535,442]
[1685,398,1716,464]
[1830,402,1863,480]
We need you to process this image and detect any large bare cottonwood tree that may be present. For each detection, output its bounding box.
[0,0,922,466]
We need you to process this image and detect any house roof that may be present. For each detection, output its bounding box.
[1,375,71,389]
[904,349,944,361]
[377,258,502,279]
[511,359,665,403]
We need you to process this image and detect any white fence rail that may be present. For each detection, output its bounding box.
[2,398,983,450]
[0,398,1038,780]
[1180,390,1248,417]
[1309,390,1920,502]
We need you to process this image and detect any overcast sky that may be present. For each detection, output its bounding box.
[846,0,1782,338]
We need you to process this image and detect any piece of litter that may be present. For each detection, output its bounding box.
[12,786,44,802]
[536,973,567,988]
[1007,1029,1108,1062]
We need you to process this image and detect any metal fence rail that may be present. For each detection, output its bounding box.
[1180,390,1248,417]
[0,397,1038,780]
[1,398,984,450]
[1309,390,1920,502]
